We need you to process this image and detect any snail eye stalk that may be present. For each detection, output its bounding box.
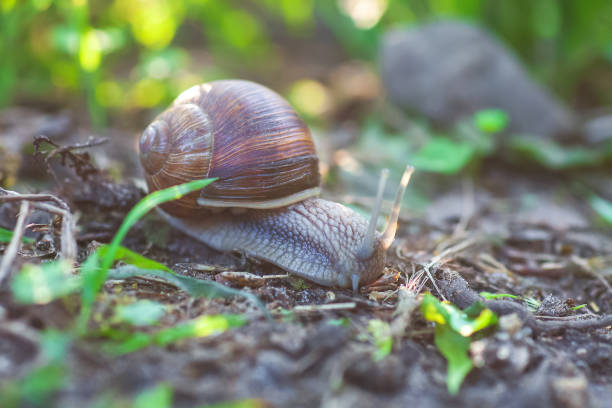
[381,165,414,250]
[357,168,389,260]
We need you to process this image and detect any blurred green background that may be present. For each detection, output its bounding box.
[2,0,611,128]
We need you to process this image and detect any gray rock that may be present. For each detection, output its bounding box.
[379,21,575,138]
[583,114,612,144]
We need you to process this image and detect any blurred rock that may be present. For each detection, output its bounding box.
[379,21,575,138]
[551,375,589,408]
[583,114,612,144]
[343,353,406,392]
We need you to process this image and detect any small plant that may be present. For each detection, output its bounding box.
[367,319,393,361]
[10,177,263,334]
[3,177,261,406]
[421,294,498,395]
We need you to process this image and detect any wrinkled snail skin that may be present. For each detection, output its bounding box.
[139,79,413,290]
[158,198,386,289]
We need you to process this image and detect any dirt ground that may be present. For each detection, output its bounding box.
[1,108,611,407]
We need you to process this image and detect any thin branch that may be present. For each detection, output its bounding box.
[0,189,76,260]
[532,314,612,332]
[0,190,70,211]
[0,201,30,285]
[291,302,357,313]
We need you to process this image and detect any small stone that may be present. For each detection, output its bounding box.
[575,348,587,357]
[344,354,405,392]
[496,345,511,360]
[551,376,588,408]
[470,340,487,368]
[510,346,530,373]
[499,313,522,335]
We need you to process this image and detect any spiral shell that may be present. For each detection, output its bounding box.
[139,80,320,216]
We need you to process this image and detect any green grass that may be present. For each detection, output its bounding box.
[3,177,266,406]
[9,177,269,333]
[0,226,35,243]
[76,178,217,332]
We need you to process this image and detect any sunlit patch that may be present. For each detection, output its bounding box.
[174,84,204,105]
[79,29,101,72]
[95,81,123,107]
[289,79,332,117]
[12,260,80,305]
[50,61,78,89]
[114,0,181,49]
[338,0,388,29]
[459,325,475,337]
[147,57,171,79]
[193,314,230,337]
[201,83,212,93]
[131,78,166,107]
[333,149,362,173]
[1,0,16,12]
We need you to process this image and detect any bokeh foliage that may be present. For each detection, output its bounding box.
[1,0,611,126]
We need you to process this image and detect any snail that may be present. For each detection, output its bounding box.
[139,80,413,291]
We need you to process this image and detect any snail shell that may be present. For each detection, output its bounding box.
[139,80,321,216]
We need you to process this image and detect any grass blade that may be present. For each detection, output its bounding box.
[77,178,216,333]
[107,265,269,315]
[0,226,34,243]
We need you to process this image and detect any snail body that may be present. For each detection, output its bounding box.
[159,197,385,288]
[139,80,412,290]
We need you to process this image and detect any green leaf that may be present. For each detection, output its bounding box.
[20,364,68,405]
[412,137,475,174]
[98,244,171,272]
[11,260,80,304]
[473,109,509,133]
[40,330,72,363]
[327,317,350,326]
[114,299,166,326]
[102,314,247,355]
[107,265,268,316]
[480,291,540,311]
[133,383,173,408]
[421,294,498,394]
[367,319,392,361]
[434,324,472,395]
[479,291,518,300]
[78,250,102,332]
[479,292,540,311]
[0,226,35,243]
[589,193,612,225]
[510,136,602,169]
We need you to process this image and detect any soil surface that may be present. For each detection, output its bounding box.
[1,108,611,407]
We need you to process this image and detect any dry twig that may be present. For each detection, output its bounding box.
[0,188,77,261]
[0,200,30,284]
[33,135,107,181]
[292,302,357,313]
